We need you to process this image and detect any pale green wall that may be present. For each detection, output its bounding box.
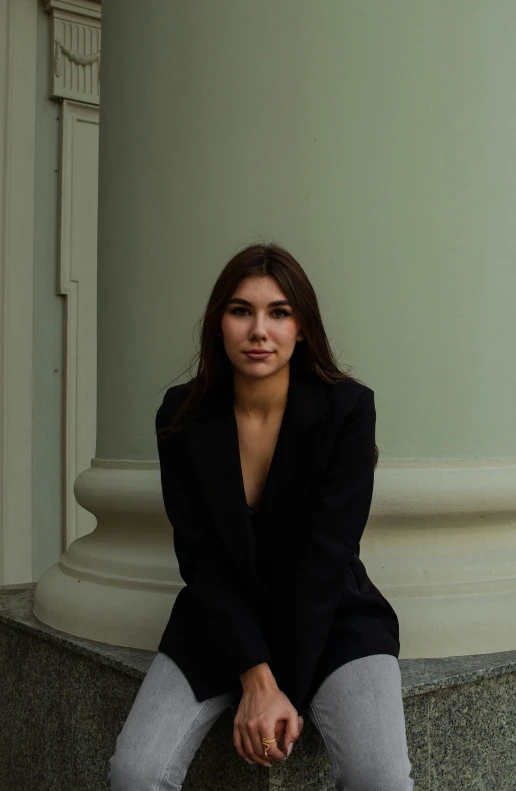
[32,4,64,581]
[97,0,516,463]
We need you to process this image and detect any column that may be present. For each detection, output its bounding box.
[34,0,516,657]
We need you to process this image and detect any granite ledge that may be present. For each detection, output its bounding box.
[2,582,516,698]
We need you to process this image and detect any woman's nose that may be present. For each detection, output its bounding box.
[250,320,267,337]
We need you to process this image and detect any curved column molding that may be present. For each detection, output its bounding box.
[34,458,516,657]
[364,459,516,658]
[33,460,183,649]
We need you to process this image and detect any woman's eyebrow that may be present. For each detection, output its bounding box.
[228,297,291,308]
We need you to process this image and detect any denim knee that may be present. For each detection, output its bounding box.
[334,754,414,791]
[108,745,173,791]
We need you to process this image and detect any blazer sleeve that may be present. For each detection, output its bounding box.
[156,387,273,680]
[268,387,377,713]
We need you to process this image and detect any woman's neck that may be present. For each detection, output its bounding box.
[232,364,289,422]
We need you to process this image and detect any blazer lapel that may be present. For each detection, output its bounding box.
[183,364,331,598]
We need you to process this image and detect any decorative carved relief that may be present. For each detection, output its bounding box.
[54,39,101,77]
[45,0,101,105]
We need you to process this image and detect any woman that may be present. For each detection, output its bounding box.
[109,243,414,790]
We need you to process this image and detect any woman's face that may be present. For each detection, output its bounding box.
[220,275,304,380]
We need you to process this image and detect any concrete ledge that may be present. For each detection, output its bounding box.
[1,583,515,790]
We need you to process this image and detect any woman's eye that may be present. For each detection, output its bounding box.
[229,307,291,318]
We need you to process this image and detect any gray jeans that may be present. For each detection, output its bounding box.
[109,651,414,791]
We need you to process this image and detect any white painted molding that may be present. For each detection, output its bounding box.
[44,0,101,104]
[33,458,516,657]
[0,0,38,583]
[58,100,99,546]
[44,0,101,21]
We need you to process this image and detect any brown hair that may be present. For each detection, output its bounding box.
[157,241,378,466]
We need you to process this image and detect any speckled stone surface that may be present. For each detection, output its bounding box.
[428,672,516,790]
[1,583,516,790]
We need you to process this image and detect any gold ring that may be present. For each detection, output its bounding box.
[261,736,276,759]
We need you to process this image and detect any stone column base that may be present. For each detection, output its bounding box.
[33,460,182,648]
[364,459,516,656]
[33,458,516,657]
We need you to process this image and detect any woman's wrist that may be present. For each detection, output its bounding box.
[239,662,279,693]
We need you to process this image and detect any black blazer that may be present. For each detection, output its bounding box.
[155,364,399,715]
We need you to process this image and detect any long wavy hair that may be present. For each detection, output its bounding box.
[157,241,378,467]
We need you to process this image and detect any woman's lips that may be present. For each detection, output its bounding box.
[244,351,273,360]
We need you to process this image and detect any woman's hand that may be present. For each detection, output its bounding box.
[273,713,304,754]
[234,663,304,767]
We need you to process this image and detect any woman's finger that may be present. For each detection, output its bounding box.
[256,719,289,763]
[260,733,285,762]
[275,719,287,753]
[233,722,254,763]
[242,725,272,767]
[234,713,272,767]
[282,711,302,757]
[248,719,276,765]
